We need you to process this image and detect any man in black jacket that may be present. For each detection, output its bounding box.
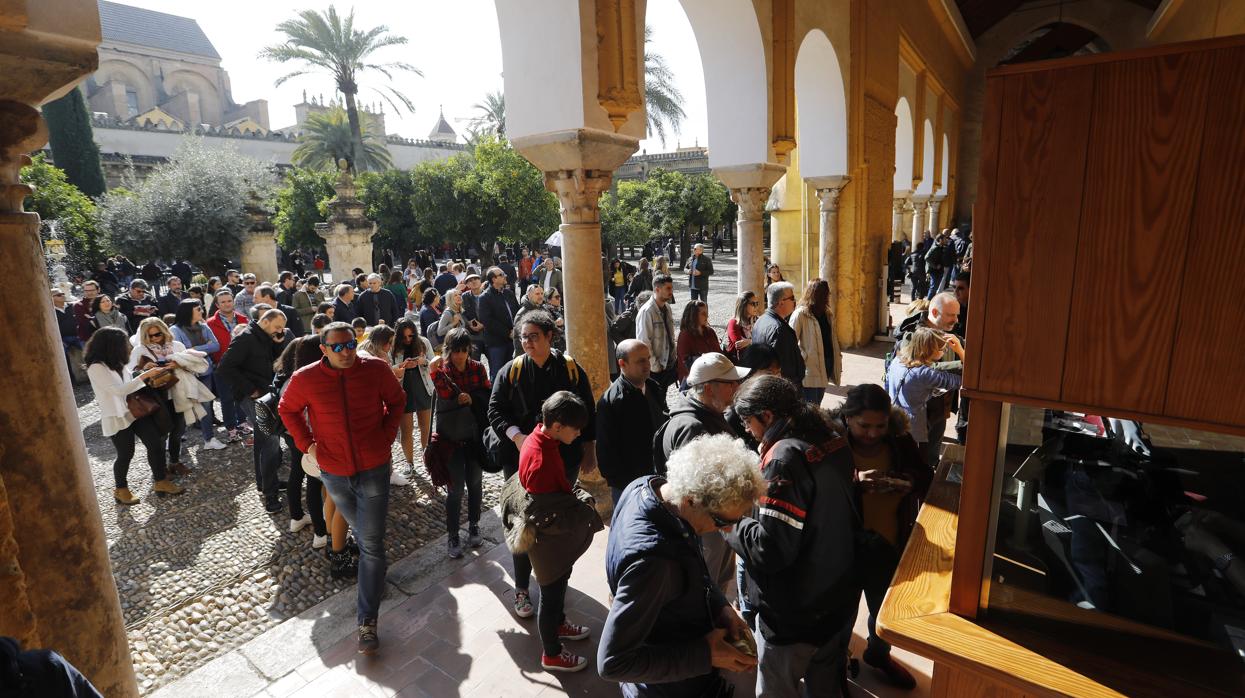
[653,354,750,595]
[478,266,519,380]
[217,308,292,513]
[496,255,518,297]
[255,284,305,337]
[157,276,187,316]
[595,339,669,505]
[488,309,597,619]
[141,260,162,296]
[751,281,803,386]
[684,243,714,302]
[115,279,158,334]
[355,273,400,326]
[332,284,357,324]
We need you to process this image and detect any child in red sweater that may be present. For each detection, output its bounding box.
[519,390,593,672]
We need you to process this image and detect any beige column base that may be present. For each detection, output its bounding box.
[716,163,786,295]
[240,231,279,284]
[0,101,139,697]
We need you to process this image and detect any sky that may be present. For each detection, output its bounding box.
[108,0,709,154]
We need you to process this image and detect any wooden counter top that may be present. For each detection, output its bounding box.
[876,450,1244,698]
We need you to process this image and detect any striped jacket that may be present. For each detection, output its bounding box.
[727,431,861,645]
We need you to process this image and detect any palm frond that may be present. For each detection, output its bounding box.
[643,24,685,146]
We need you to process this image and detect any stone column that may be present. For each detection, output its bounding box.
[0,102,139,697]
[240,200,279,284]
[928,195,945,234]
[546,169,613,402]
[716,164,787,296]
[892,196,907,243]
[314,163,375,284]
[809,176,851,306]
[910,195,930,248]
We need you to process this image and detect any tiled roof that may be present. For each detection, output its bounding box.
[98,1,221,60]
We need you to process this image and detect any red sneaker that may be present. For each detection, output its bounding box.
[541,649,587,673]
[557,620,590,641]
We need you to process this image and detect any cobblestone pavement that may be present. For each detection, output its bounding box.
[82,250,751,694]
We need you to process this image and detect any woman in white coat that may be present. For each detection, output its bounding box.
[85,326,185,504]
[129,317,212,477]
[788,278,842,406]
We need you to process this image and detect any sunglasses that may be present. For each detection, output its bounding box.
[709,511,743,529]
[147,332,164,340]
[328,339,358,353]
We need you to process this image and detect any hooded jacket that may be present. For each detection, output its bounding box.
[652,395,736,475]
[726,426,861,645]
[216,323,292,401]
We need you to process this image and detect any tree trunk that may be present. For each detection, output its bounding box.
[341,90,366,173]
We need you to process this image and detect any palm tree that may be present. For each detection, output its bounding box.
[468,90,506,139]
[292,108,393,172]
[260,5,420,172]
[645,25,686,147]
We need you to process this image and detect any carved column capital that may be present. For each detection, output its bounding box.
[814,177,851,213]
[546,169,613,225]
[730,187,771,221]
[0,102,46,214]
[893,198,908,213]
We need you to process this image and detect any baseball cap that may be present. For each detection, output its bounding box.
[687,353,750,386]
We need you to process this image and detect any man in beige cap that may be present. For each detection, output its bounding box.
[652,353,751,594]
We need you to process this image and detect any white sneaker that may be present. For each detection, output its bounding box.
[202,437,227,451]
[312,534,329,549]
[289,514,312,533]
[390,469,410,487]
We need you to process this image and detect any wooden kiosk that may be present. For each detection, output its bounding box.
[878,35,1245,697]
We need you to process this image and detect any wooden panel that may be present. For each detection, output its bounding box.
[1061,51,1214,413]
[973,67,1093,399]
[963,78,1005,391]
[877,451,961,626]
[931,664,1032,698]
[949,399,1002,616]
[1164,45,1245,426]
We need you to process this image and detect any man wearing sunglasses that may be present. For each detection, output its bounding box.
[278,322,405,656]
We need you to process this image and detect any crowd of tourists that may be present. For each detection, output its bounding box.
[61,233,971,696]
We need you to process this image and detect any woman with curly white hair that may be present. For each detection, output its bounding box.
[598,433,762,696]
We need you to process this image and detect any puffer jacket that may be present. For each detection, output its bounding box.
[726,427,861,645]
[277,355,405,477]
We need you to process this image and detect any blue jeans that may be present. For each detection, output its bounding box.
[320,462,392,624]
[925,268,945,299]
[214,374,242,430]
[486,343,512,383]
[238,397,282,497]
[802,387,826,406]
[196,375,215,440]
[610,287,626,313]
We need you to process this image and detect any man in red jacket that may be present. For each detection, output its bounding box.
[278,322,404,655]
[205,289,248,440]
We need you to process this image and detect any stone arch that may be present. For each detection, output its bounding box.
[678,0,769,167]
[163,69,223,125]
[916,119,935,195]
[794,28,848,177]
[94,58,155,113]
[893,96,914,192]
[493,0,587,139]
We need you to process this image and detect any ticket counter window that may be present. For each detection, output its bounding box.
[981,405,1245,672]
